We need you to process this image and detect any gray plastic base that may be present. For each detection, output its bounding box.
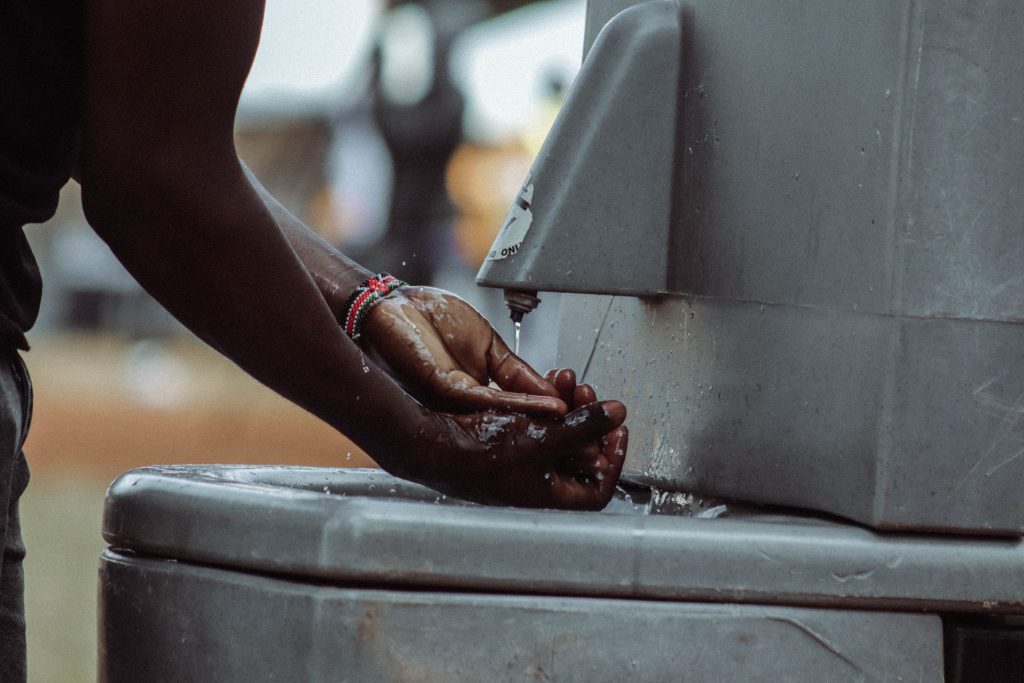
[104,467,1024,613]
[99,550,942,682]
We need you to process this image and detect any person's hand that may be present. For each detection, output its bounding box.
[395,370,629,510]
[545,368,629,495]
[362,286,566,416]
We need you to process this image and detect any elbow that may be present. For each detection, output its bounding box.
[79,170,123,235]
[78,144,169,235]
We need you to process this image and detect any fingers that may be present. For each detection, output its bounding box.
[548,425,629,510]
[546,374,626,510]
[545,369,597,410]
[563,426,627,489]
[447,383,566,417]
[546,400,627,452]
[555,369,576,406]
[574,383,596,408]
[487,334,563,407]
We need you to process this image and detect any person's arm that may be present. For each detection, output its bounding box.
[242,166,567,417]
[240,164,371,319]
[80,0,418,458]
[78,0,626,508]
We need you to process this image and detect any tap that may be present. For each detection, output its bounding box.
[503,289,541,323]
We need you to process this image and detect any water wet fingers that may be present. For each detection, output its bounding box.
[454,384,565,417]
[549,368,577,406]
[573,383,597,407]
[485,335,563,406]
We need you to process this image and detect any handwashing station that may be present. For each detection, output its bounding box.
[100,1,1024,680]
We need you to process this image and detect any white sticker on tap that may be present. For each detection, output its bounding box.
[486,179,534,261]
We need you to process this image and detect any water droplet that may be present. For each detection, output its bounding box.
[543,473,551,480]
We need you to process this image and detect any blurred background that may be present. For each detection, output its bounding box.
[20,0,584,679]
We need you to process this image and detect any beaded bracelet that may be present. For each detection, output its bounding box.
[340,273,407,341]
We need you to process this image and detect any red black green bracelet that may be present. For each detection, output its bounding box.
[340,273,407,341]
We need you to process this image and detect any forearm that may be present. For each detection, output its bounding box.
[77,0,435,478]
[81,155,425,465]
[242,164,374,316]
[72,0,633,510]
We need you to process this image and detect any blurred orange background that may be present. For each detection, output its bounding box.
[23,335,375,485]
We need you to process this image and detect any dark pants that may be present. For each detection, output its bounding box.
[0,346,31,682]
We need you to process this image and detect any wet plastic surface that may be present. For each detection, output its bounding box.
[525,0,1024,535]
[475,0,679,297]
[560,292,1024,535]
[99,550,943,682]
[100,466,955,682]
[104,466,1024,614]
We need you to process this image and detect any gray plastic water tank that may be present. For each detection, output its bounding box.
[99,466,1024,681]
[479,0,1024,534]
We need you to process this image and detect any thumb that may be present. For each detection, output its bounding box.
[488,334,562,401]
[545,400,627,452]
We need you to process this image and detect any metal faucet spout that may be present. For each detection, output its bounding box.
[503,289,541,323]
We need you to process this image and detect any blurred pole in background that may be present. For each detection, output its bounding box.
[349,1,489,285]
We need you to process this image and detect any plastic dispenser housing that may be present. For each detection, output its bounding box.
[479,0,1024,535]
[475,0,680,296]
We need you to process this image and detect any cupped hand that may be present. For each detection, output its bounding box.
[545,368,629,490]
[362,286,566,417]
[402,371,629,510]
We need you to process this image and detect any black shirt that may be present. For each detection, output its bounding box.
[0,0,84,349]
